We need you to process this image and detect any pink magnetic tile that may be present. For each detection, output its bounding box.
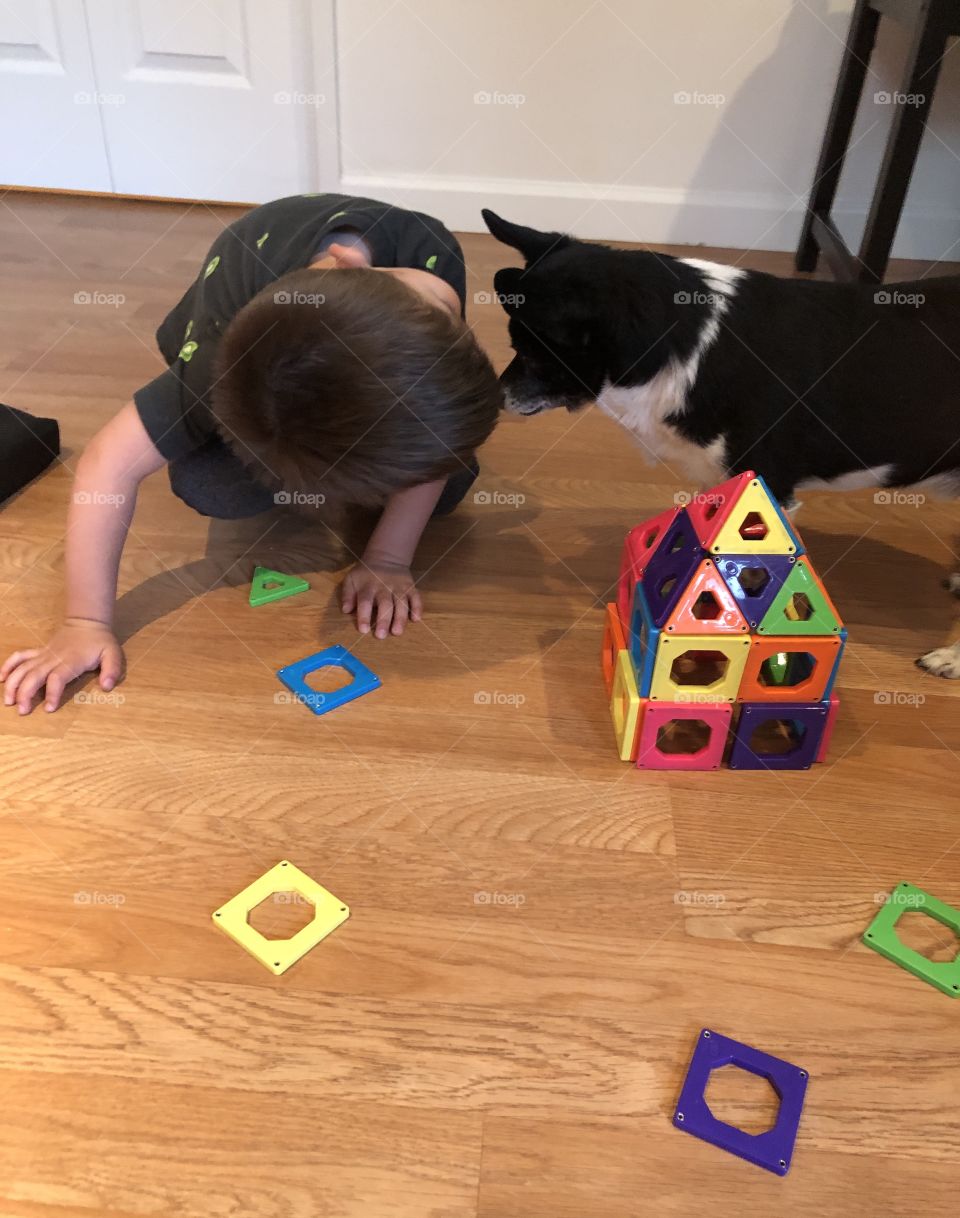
[636,701,732,771]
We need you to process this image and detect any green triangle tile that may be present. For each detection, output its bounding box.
[249,566,310,607]
[756,559,842,635]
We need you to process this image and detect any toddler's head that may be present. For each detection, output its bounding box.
[212,266,502,506]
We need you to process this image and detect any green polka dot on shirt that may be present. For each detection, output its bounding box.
[256,231,269,249]
[425,254,438,270]
[204,255,220,279]
[178,340,199,362]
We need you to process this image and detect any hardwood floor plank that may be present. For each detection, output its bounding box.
[0,1073,481,1218]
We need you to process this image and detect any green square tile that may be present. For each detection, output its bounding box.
[863,882,960,998]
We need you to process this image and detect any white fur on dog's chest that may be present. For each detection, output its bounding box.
[594,256,741,488]
[597,377,728,486]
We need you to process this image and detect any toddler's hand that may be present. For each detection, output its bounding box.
[340,559,422,638]
[1,619,124,715]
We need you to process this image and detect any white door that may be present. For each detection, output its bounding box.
[83,0,337,201]
[0,0,112,191]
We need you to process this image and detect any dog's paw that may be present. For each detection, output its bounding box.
[946,572,960,598]
[916,641,960,679]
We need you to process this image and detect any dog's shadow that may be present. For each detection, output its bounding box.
[799,525,957,634]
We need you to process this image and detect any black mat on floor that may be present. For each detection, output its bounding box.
[0,403,60,504]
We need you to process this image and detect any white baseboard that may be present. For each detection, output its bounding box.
[340,171,960,263]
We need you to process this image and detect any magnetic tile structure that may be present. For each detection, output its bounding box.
[604,472,845,769]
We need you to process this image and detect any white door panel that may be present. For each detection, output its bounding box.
[84,0,330,201]
[0,0,112,191]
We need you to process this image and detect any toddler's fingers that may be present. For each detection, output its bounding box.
[409,587,423,622]
[43,665,73,713]
[374,591,394,639]
[390,595,409,636]
[1,649,39,682]
[4,657,39,707]
[99,643,124,690]
[356,590,375,634]
[340,580,356,614]
[15,662,51,716]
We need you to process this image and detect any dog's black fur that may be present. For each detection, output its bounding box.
[483,209,960,508]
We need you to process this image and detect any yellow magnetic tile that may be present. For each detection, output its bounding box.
[649,634,751,703]
[213,859,349,976]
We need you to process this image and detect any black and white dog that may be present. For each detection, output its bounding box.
[483,210,960,678]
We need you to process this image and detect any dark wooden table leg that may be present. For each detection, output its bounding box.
[796,0,880,273]
[856,0,951,282]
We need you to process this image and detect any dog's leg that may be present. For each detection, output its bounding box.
[916,575,960,677]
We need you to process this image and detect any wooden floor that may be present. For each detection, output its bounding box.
[1,191,959,1218]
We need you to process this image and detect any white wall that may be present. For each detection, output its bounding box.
[3,0,958,259]
[337,0,960,260]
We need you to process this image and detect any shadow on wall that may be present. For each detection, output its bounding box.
[666,0,960,263]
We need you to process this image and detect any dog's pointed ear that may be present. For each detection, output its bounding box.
[482,209,570,265]
[493,266,524,312]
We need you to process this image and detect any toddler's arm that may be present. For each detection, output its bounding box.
[340,478,446,637]
[2,403,167,713]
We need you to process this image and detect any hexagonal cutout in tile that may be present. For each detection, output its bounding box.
[670,649,730,688]
[704,1063,781,1135]
[247,890,316,939]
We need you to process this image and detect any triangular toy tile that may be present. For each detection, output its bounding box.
[250,565,310,606]
[685,470,756,549]
[714,554,796,629]
[756,560,843,635]
[640,509,703,628]
[617,507,680,623]
[662,559,749,634]
[707,477,802,556]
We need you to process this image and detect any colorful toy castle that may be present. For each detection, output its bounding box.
[602,471,845,770]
